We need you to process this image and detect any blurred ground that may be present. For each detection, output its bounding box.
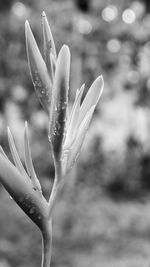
[1,186,150,267]
[1,0,150,266]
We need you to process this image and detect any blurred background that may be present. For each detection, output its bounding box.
[1,0,150,266]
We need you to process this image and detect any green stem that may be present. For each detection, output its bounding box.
[41,220,52,267]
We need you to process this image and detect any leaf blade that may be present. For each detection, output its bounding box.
[42,11,57,60]
[25,20,52,114]
[0,153,48,230]
[7,127,29,180]
[24,122,42,193]
[49,45,70,158]
[78,75,104,128]
[64,84,85,149]
[66,105,95,173]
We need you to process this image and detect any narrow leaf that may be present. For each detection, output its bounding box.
[42,11,57,60]
[75,88,80,101]
[24,122,42,193]
[67,84,85,129]
[64,84,85,149]
[7,127,29,180]
[49,45,70,158]
[0,145,9,160]
[25,20,52,114]
[50,52,56,81]
[78,75,104,128]
[66,105,95,172]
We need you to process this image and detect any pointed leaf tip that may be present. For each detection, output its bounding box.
[42,11,46,17]
[25,20,32,39]
[94,75,104,97]
[56,45,71,82]
[25,20,28,28]
[42,11,57,59]
[61,44,70,58]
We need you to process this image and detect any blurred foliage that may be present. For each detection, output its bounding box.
[1,0,150,266]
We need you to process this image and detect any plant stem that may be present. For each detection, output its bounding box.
[48,174,64,218]
[41,220,52,267]
[41,154,64,267]
[48,157,65,218]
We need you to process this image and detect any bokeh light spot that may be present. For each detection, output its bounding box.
[130,1,145,19]
[102,5,118,22]
[107,39,121,53]
[127,70,139,84]
[75,17,92,34]
[11,85,27,102]
[11,2,29,20]
[122,9,136,24]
